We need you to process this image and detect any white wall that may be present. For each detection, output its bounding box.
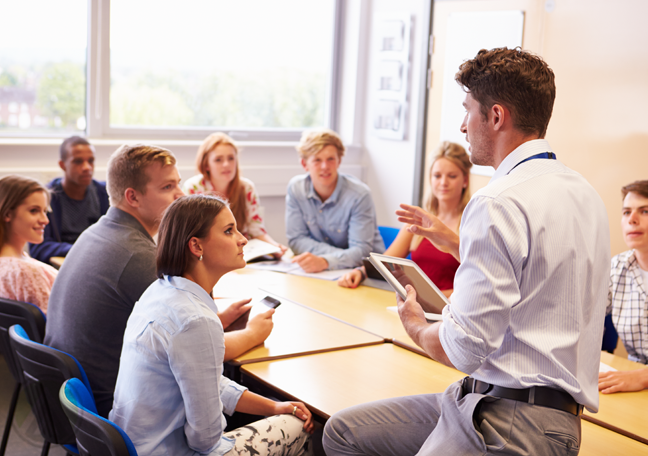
[361,0,428,228]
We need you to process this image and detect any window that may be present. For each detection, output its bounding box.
[0,0,88,136]
[0,0,340,140]
[108,0,336,139]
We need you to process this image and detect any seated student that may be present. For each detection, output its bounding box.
[111,194,313,456]
[29,136,109,264]
[0,175,57,313]
[599,180,648,394]
[286,129,384,272]
[182,132,287,256]
[338,142,471,296]
[45,144,273,418]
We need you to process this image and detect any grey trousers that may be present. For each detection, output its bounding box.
[323,380,581,456]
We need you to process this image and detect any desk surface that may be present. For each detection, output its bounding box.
[214,271,384,366]
[221,268,424,354]
[49,256,64,269]
[241,344,464,418]
[584,352,648,444]
[241,344,646,456]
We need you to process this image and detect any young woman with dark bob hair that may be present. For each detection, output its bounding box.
[110,194,313,456]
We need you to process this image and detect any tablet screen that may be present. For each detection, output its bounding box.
[381,260,447,315]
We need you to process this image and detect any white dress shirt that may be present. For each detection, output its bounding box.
[439,139,610,412]
[110,275,247,456]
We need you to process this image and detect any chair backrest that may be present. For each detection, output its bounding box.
[8,324,93,450]
[60,378,138,456]
[378,226,399,250]
[0,297,46,383]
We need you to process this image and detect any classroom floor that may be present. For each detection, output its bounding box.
[0,354,68,456]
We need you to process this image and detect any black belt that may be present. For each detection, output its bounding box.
[461,377,583,416]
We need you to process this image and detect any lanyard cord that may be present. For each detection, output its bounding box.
[509,152,556,173]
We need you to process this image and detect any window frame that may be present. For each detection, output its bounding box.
[85,0,343,142]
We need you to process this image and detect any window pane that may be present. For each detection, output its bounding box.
[110,0,335,130]
[0,0,87,135]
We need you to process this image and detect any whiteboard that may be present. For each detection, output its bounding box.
[439,10,525,176]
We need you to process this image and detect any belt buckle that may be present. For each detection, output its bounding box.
[463,377,493,395]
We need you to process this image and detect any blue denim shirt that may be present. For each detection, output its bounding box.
[109,275,247,456]
[285,173,384,269]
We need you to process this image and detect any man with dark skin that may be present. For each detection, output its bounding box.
[29,136,109,263]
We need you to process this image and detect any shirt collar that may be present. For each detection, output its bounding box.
[106,207,154,243]
[164,275,218,313]
[490,139,554,183]
[306,173,344,205]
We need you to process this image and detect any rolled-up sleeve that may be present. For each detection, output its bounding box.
[439,196,527,374]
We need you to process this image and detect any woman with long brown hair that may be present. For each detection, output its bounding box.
[182,132,287,256]
[338,142,472,296]
[0,174,57,312]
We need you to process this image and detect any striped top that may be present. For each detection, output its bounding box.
[439,139,610,412]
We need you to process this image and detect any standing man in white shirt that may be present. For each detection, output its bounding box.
[323,47,610,455]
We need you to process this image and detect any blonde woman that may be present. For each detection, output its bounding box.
[0,175,58,312]
[338,142,472,296]
[183,133,287,256]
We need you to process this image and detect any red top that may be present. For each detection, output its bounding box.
[410,238,460,291]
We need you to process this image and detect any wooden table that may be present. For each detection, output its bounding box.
[49,256,65,269]
[214,271,384,367]
[583,352,648,444]
[222,268,425,355]
[241,344,647,456]
[240,344,464,418]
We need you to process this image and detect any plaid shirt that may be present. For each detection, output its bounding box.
[607,250,648,364]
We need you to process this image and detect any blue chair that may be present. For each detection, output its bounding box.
[602,314,618,354]
[378,225,411,259]
[9,324,93,455]
[378,226,399,250]
[0,298,46,456]
[60,378,138,456]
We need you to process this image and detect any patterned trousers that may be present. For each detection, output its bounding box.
[224,414,314,456]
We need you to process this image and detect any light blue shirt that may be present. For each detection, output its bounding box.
[109,275,247,456]
[439,139,610,412]
[285,172,384,269]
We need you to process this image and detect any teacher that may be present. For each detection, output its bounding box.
[323,47,610,455]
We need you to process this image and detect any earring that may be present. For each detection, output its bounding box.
[199,254,203,261]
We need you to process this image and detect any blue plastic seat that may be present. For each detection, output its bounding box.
[378,226,399,249]
[0,298,46,456]
[8,324,91,455]
[60,378,138,456]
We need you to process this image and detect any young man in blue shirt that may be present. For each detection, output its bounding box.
[285,129,383,272]
[29,136,109,264]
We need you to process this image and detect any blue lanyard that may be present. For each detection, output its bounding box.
[509,152,556,172]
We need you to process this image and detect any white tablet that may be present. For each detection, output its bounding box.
[369,252,450,316]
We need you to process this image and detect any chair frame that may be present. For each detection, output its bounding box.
[0,298,46,456]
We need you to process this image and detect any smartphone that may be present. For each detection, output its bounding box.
[226,296,281,332]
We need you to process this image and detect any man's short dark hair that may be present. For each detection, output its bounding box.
[455,47,556,138]
[621,180,648,200]
[60,136,91,161]
[156,194,228,278]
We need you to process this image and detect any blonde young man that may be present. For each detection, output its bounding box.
[285,129,384,273]
[45,145,272,418]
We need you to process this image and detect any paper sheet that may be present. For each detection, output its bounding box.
[599,362,617,373]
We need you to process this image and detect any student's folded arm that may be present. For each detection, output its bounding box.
[438,198,526,374]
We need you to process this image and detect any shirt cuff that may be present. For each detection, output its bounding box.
[439,306,485,374]
[220,376,248,416]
